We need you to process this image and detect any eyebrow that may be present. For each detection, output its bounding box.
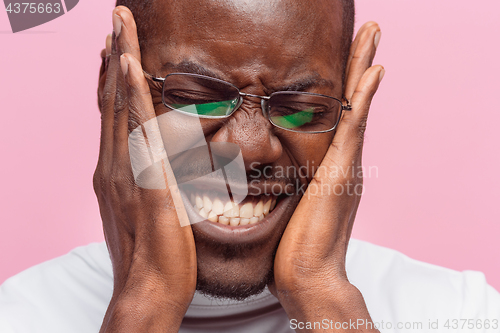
[159,60,225,80]
[150,60,335,93]
[272,75,335,93]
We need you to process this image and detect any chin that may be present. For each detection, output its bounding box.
[195,249,276,301]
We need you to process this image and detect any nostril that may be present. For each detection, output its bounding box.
[210,110,283,170]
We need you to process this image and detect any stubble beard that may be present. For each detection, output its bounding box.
[193,233,280,301]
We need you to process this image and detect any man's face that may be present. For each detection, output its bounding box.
[140,0,345,299]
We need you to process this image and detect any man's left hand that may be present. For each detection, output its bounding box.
[270,22,384,332]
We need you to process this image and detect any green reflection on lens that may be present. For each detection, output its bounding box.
[271,109,314,129]
[172,99,237,117]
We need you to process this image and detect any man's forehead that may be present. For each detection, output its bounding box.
[153,0,341,22]
[141,0,343,45]
[138,0,344,93]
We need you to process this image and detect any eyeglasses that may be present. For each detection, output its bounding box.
[146,72,351,133]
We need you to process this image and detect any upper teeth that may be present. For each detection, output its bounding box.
[190,194,277,226]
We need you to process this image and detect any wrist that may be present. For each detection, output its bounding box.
[101,276,194,332]
[278,281,379,332]
[276,277,351,312]
[101,295,189,333]
[274,266,350,307]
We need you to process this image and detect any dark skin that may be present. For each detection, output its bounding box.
[95,0,384,331]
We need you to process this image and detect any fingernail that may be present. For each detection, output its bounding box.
[113,13,122,38]
[374,31,381,49]
[105,34,112,57]
[379,68,385,83]
[120,54,129,76]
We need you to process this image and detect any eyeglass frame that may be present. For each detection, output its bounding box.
[143,71,352,134]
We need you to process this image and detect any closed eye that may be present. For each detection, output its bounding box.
[164,89,224,105]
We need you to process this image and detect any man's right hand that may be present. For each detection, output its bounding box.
[94,6,197,332]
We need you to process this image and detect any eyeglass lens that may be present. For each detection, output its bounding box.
[162,73,342,132]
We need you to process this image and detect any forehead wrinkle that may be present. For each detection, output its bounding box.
[194,37,272,49]
[188,37,313,65]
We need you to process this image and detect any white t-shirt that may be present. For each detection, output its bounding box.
[1,239,499,332]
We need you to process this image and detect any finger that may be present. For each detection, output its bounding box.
[99,49,106,75]
[122,54,191,227]
[112,53,150,162]
[120,53,161,185]
[120,54,157,125]
[111,6,142,163]
[344,22,380,101]
[106,33,112,57]
[97,35,112,111]
[97,32,122,165]
[98,48,106,111]
[344,22,379,88]
[344,22,369,87]
[325,65,385,166]
[113,6,141,62]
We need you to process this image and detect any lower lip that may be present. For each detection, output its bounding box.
[180,191,295,244]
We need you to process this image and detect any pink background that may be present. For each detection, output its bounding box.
[1,0,499,290]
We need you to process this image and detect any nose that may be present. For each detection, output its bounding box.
[210,98,282,171]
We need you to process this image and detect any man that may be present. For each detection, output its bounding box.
[1,0,499,332]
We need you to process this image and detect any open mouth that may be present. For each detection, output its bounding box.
[180,183,299,245]
[187,192,279,226]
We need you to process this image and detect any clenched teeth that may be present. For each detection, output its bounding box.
[190,194,277,226]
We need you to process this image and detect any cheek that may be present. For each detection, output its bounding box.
[156,111,207,156]
[154,107,228,158]
[278,131,334,178]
